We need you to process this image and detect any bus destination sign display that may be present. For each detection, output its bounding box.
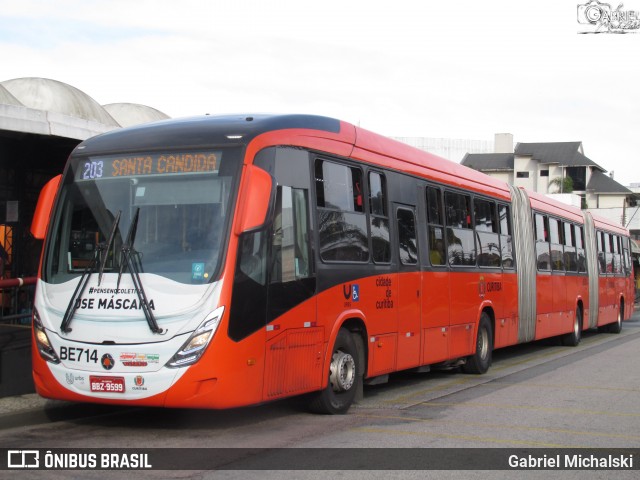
[77,152,220,180]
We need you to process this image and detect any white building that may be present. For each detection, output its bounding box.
[460,136,637,230]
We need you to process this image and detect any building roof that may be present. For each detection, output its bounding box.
[0,77,171,141]
[103,103,170,127]
[587,170,633,194]
[514,142,604,170]
[0,84,22,106]
[461,153,514,171]
[462,142,606,173]
[2,77,120,126]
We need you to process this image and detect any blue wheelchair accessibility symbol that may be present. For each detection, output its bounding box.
[352,284,360,302]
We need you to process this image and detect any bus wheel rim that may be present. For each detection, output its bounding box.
[330,351,355,392]
[479,328,489,360]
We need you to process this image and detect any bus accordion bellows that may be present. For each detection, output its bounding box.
[30,114,635,414]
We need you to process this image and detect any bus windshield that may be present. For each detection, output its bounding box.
[43,149,241,285]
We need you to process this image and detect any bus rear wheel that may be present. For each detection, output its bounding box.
[308,328,361,414]
[608,302,623,334]
[463,313,492,374]
[562,307,582,347]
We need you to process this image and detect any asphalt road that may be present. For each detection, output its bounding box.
[2,310,640,479]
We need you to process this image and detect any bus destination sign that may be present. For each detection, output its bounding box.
[77,152,220,181]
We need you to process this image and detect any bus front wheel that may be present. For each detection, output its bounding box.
[308,329,361,414]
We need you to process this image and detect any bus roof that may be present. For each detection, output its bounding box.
[351,124,511,200]
[74,113,512,201]
[527,189,585,223]
[590,210,630,235]
[73,114,343,156]
[527,188,629,235]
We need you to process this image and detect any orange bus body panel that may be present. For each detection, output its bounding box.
[234,164,273,234]
[421,270,450,363]
[31,174,61,240]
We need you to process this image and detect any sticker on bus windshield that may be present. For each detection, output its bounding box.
[192,262,205,281]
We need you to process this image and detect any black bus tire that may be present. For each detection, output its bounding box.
[608,302,623,334]
[463,313,492,374]
[308,329,360,414]
[562,306,582,347]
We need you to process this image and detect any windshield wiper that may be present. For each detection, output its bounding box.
[117,208,165,334]
[60,211,121,334]
[98,210,121,285]
[116,207,140,289]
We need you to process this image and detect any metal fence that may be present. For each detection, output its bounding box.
[0,277,36,325]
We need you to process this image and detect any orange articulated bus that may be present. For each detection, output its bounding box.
[30,114,635,414]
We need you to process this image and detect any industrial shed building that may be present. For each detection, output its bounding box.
[0,77,169,396]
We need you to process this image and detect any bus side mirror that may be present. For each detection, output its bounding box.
[235,165,273,234]
[31,174,62,240]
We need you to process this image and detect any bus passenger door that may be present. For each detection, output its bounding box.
[534,214,553,339]
[395,205,421,371]
[263,185,320,400]
[422,187,450,365]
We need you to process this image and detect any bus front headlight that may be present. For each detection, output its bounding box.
[166,306,224,368]
[33,308,60,364]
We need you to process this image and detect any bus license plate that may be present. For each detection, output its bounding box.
[90,376,126,393]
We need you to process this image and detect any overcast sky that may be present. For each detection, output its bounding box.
[1,0,639,183]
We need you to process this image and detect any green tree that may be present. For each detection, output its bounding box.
[548,176,573,193]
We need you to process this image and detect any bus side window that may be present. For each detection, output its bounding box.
[604,233,614,274]
[499,204,514,269]
[474,199,500,268]
[622,236,632,275]
[315,160,363,212]
[239,231,267,285]
[315,159,369,262]
[445,191,471,229]
[535,213,550,271]
[563,222,577,272]
[596,231,604,274]
[613,235,622,275]
[548,217,564,271]
[575,224,586,273]
[369,171,391,264]
[397,208,418,265]
[271,186,312,283]
[230,229,268,341]
[426,187,445,266]
[445,191,475,266]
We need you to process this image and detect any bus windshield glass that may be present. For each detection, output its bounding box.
[43,149,242,285]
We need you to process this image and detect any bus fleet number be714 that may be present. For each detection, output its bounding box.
[59,346,98,363]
